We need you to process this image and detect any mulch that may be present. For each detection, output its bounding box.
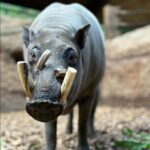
[1,104,150,150]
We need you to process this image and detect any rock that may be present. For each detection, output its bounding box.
[102,25,150,107]
[0,15,32,112]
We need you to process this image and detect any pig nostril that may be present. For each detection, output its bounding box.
[53,69,66,78]
[53,69,59,77]
[53,69,66,83]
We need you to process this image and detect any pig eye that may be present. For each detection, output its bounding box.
[31,52,36,58]
[29,47,40,65]
[64,48,78,67]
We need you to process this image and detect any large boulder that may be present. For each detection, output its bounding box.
[102,25,150,107]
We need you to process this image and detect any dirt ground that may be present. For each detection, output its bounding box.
[1,98,150,150]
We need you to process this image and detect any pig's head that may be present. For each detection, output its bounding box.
[21,24,90,122]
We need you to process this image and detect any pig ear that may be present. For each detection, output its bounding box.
[22,26,35,48]
[75,24,90,49]
[22,26,30,48]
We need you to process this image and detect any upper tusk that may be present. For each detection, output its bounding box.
[60,67,77,103]
[36,49,51,70]
[17,61,32,99]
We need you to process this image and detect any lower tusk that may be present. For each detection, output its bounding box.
[60,67,77,103]
[17,61,32,99]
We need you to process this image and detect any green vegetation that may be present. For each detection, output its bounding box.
[115,128,150,150]
[0,2,39,19]
[0,138,6,149]
[118,26,137,34]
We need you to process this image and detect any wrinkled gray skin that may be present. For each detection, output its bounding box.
[22,3,105,150]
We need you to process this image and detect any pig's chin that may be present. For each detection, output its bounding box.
[26,99,63,122]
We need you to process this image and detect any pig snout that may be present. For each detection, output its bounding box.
[26,100,63,122]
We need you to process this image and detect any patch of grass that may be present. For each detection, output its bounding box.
[0,2,39,19]
[115,128,150,150]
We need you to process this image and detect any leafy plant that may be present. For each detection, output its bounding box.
[115,128,150,150]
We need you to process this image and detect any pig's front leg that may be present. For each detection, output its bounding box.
[44,121,57,150]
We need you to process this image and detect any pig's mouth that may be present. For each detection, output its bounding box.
[26,99,63,122]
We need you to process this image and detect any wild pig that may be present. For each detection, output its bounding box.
[21,2,105,150]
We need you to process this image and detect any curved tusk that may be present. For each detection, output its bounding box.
[17,61,32,99]
[36,49,51,70]
[60,67,77,103]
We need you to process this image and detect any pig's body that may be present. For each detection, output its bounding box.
[23,3,105,150]
[29,3,105,113]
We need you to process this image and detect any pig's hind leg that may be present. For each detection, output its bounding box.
[77,86,99,150]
